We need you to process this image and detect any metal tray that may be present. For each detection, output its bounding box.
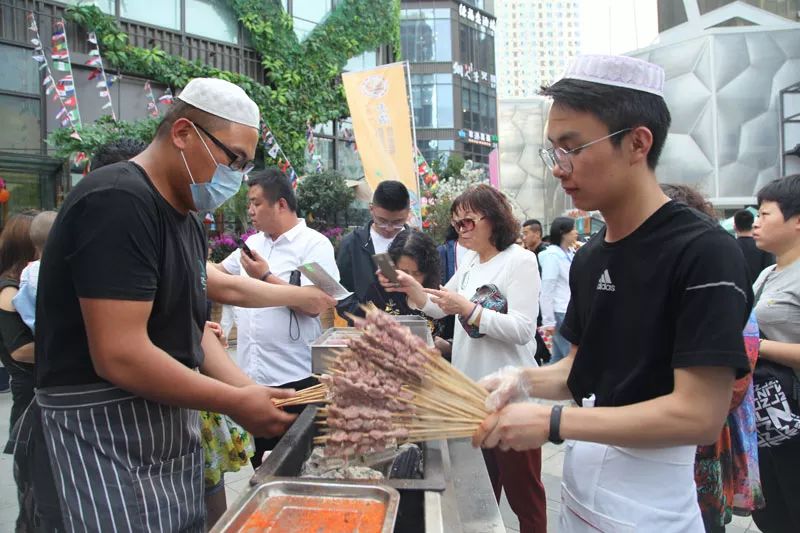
[253,405,447,492]
[311,324,434,374]
[211,478,400,533]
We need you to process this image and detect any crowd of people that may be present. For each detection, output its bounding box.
[0,54,797,533]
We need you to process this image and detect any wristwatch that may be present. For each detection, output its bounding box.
[549,405,564,444]
[260,270,272,282]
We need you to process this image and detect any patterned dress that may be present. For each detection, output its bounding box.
[695,311,764,530]
[200,411,254,489]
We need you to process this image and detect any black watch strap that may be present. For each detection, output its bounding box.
[549,405,564,444]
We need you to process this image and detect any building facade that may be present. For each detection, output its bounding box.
[0,0,391,216]
[400,0,498,165]
[495,0,580,99]
[658,0,799,31]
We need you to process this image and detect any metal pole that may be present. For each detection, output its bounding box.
[404,60,421,224]
[779,87,786,176]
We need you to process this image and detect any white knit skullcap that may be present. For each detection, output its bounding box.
[177,78,260,129]
[561,54,665,97]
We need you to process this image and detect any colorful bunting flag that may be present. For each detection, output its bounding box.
[85,30,115,120]
[158,88,174,104]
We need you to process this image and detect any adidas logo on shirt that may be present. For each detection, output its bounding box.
[596,269,616,292]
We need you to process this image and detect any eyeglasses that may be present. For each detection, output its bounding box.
[451,216,485,233]
[373,216,406,231]
[195,123,255,173]
[539,128,632,175]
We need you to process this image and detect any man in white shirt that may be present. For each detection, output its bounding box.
[216,168,339,466]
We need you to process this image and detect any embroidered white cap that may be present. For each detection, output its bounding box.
[560,54,665,97]
[177,77,260,129]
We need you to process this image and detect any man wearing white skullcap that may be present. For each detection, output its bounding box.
[27,77,334,531]
[473,55,752,532]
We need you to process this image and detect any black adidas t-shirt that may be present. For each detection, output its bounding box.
[561,201,752,407]
[35,162,207,388]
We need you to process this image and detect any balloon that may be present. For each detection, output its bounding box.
[0,189,10,204]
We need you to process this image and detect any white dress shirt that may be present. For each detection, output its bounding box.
[221,220,339,385]
[538,245,573,328]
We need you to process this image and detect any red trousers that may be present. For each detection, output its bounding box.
[482,447,547,533]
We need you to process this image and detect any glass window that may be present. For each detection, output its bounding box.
[400,9,451,63]
[2,172,42,216]
[186,0,239,43]
[335,131,364,180]
[293,17,317,41]
[293,0,331,23]
[0,95,40,154]
[121,0,180,29]
[411,74,453,129]
[65,0,114,14]
[0,44,40,96]
[344,51,377,72]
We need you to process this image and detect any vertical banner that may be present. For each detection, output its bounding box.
[488,148,500,189]
[342,62,419,224]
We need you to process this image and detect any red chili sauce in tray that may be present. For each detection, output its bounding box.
[239,495,387,533]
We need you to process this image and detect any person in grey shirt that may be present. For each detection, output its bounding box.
[750,174,800,532]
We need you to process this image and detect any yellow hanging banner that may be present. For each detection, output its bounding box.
[342,63,419,218]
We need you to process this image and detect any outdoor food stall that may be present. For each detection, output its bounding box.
[211,312,506,532]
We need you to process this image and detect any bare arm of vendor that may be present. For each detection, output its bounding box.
[474,364,734,451]
[81,297,295,438]
[208,261,335,315]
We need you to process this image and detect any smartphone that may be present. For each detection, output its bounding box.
[238,238,255,260]
[372,253,399,284]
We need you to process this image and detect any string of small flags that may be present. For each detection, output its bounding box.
[305,120,323,173]
[86,32,116,120]
[159,88,174,105]
[50,19,82,128]
[415,148,439,188]
[144,81,160,117]
[261,119,298,188]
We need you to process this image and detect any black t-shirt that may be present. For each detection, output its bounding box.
[736,236,775,284]
[562,201,752,407]
[35,162,207,388]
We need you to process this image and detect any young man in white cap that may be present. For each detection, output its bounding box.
[28,78,310,531]
[473,55,752,531]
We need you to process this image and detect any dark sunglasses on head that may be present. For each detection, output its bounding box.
[194,123,255,173]
[451,216,485,233]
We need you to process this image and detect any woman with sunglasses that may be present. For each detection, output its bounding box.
[380,184,546,533]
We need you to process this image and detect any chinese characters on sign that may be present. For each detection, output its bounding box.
[458,129,497,148]
[452,61,497,89]
[458,3,496,32]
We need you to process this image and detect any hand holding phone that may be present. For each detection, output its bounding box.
[372,253,399,284]
[238,238,255,260]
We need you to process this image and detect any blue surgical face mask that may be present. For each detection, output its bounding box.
[180,123,245,212]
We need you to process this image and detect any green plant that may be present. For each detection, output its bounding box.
[48,115,159,159]
[56,1,401,167]
[296,170,354,229]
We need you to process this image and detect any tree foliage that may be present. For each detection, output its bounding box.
[296,170,354,229]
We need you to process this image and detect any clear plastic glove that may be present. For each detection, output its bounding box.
[479,366,532,412]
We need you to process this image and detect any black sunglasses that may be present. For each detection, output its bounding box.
[194,123,255,173]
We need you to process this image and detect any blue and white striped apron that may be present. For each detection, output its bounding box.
[37,383,205,533]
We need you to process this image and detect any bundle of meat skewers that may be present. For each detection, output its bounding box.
[279,306,490,457]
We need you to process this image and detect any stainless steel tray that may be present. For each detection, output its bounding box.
[311,322,434,374]
[211,478,400,533]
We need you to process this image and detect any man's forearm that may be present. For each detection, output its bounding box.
[94,343,242,415]
[207,265,304,308]
[524,350,574,400]
[10,342,35,363]
[559,367,734,447]
[200,329,254,387]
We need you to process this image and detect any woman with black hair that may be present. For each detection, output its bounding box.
[538,216,577,364]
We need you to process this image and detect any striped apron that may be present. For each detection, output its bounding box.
[36,383,205,533]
